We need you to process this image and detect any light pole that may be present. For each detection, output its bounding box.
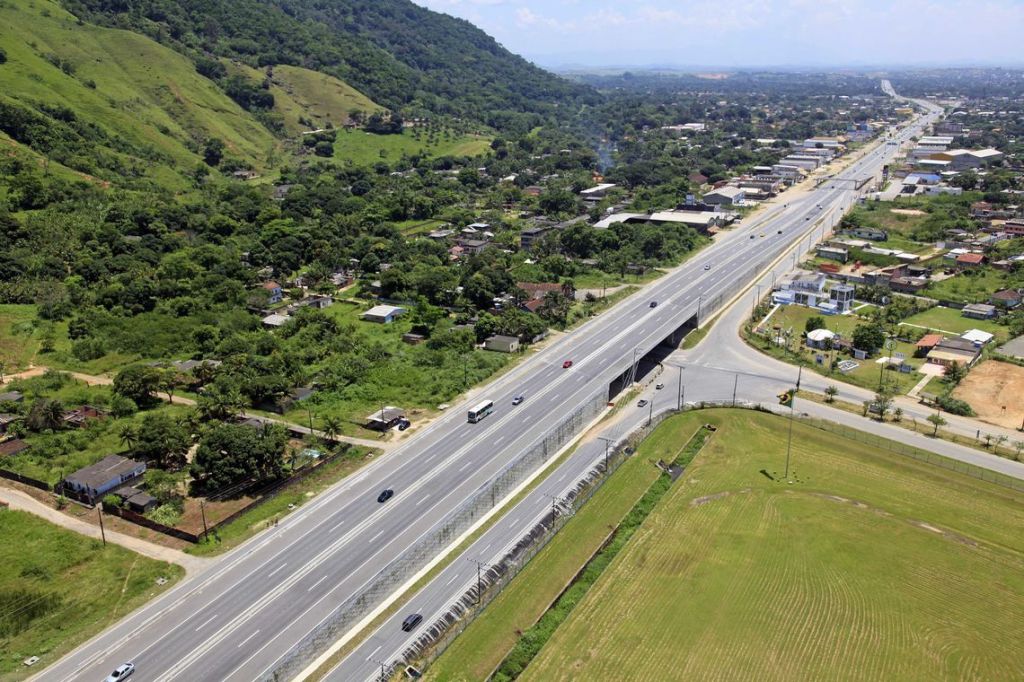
[598,436,613,471]
[466,558,490,605]
[676,365,683,410]
[647,395,654,426]
[542,493,559,532]
[371,657,388,682]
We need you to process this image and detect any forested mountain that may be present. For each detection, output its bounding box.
[62,0,594,132]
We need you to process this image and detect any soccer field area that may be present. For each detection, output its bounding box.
[519,410,1024,682]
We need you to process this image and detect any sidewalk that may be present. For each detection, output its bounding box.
[0,486,212,574]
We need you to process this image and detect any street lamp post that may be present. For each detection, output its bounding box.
[466,558,490,606]
[598,436,613,471]
[676,365,683,410]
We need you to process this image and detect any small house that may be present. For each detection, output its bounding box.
[990,289,1022,309]
[914,333,943,357]
[361,305,406,324]
[62,405,107,428]
[955,252,985,269]
[961,303,997,320]
[961,329,994,346]
[702,186,746,206]
[262,313,290,329]
[262,281,283,304]
[805,328,836,350]
[0,438,30,457]
[62,455,147,504]
[926,338,981,368]
[484,335,521,353]
[365,406,407,431]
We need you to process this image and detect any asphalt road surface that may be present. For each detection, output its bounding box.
[44,89,945,682]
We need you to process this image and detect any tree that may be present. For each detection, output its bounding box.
[119,423,138,452]
[113,365,162,407]
[1014,441,1024,461]
[824,385,838,403]
[873,391,893,421]
[135,412,191,470]
[203,138,225,167]
[191,422,288,492]
[893,407,903,422]
[321,415,342,448]
[160,370,181,403]
[927,412,947,436]
[26,398,65,432]
[943,362,968,386]
[852,323,886,354]
[805,316,826,333]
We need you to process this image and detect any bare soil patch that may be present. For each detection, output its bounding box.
[952,360,1024,430]
[890,208,925,216]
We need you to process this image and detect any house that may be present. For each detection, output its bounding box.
[816,244,849,263]
[361,305,406,324]
[702,186,745,206]
[365,406,407,431]
[262,313,290,329]
[991,289,1022,309]
[848,227,888,241]
[961,329,995,345]
[456,239,491,256]
[0,438,30,457]
[1002,220,1024,237]
[0,391,24,404]
[915,333,943,356]
[962,303,997,320]
[262,281,283,305]
[688,171,708,186]
[0,414,20,433]
[927,338,981,368]
[579,183,616,201]
[291,295,333,311]
[888,276,929,294]
[62,455,147,504]
[955,252,986,269]
[114,485,158,513]
[62,405,107,428]
[484,335,521,353]
[806,328,836,349]
[773,273,827,308]
[520,225,555,251]
[829,284,856,313]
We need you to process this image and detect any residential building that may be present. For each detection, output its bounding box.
[961,329,994,345]
[991,289,1022,309]
[456,239,490,256]
[579,183,616,201]
[0,414,20,433]
[816,244,849,263]
[926,337,981,368]
[62,455,147,503]
[1003,220,1024,237]
[848,227,888,241]
[516,281,575,301]
[828,284,856,313]
[365,406,407,431]
[955,252,985,269]
[806,328,836,349]
[520,225,554,251]
[484,335,521,353]
[62,405,107,428]
[261,313,290,329]
[962,303,997,319]
[0,438,30,457]
[915,333,943,356]
[361,305,406,324]
[262,281,283,305]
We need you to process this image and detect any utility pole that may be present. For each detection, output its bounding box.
[305,405,315,435]
[466,558,490,605]
[598,436,613,471]
[200,499,209,540]
[97,504,106,547]
[732,374,739,406]
[676,365,683,410]
[542,493,559,532]
[647,395,654,426]
[696,294,702,322]
[784,365,802,483]
[372,658,387,682]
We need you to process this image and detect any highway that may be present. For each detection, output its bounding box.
[44,86,942,682]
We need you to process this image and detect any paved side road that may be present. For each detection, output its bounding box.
[0,486,211,574]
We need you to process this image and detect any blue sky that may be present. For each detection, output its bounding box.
[413,0,1024,68]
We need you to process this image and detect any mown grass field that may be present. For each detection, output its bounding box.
[901,306,1009,342]
[0,509,183,678]
[332,128,492,166]
[519,409,1024,682]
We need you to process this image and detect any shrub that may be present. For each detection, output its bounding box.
[936,394,975,416]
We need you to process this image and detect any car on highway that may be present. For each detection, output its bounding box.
[562,360,573,369]
[759,233,765,237]
[377,489,394,504]
[777,229,782,234]
[649,301,658,308]
[749,234,755,239]
[512,395,524,406]
[637,399,648,408]
[704,264,711,270]
[104,663,135,682]
[401,613,423,632]
[655,383,664,390]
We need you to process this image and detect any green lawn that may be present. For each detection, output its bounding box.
[925,267,1010,304]
[0,305,40,373]
[519,410,1024,682]
[761,304,863,338]
[332,128,492,166]
[901,306,1009,342]
[0,509,183,678]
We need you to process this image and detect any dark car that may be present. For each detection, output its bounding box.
[401,613,423,632]
[397,418,411,431]
[637,399,648,408]
[377,489,394,503]
[649,301,658,308]
[777,230,782,234]
[512,395,524,406]
[562,360,573,369]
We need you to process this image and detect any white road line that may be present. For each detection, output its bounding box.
[445,574,460,587]
[195,614,218,632]
[366,644,382,661]
[307,576,329,593]
[457,461,472,473]
[369,529,385,543]
[237,630,260,649]
[330,521,344,533]
[268,563,287,577]
[416,495,431,507]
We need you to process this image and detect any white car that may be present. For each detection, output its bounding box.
[105,663,135,682]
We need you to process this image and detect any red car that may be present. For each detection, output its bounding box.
[562,360,573,369]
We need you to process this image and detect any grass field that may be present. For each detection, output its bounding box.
[924,268,1010,305]
[518,410,1024,682]
[0,305,40,372]
[901,306,1009,342]
[0,509,183,678]
[332,128,492,166]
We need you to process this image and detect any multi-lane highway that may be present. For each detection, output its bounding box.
[44,86,940,682]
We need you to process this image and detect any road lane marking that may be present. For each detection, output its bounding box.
[366,644,382,661]
[195,614,218,632]
[369,529,385,543]
[445,574,459,587]
[268,563,288,578]
[308,576,329,593]
[416,495,431,507]
[237,630,261,649]
[330,521,344,533]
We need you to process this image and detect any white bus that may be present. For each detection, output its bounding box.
[468,400,494,423]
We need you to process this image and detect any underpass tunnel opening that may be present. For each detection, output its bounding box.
[607,313,698,400]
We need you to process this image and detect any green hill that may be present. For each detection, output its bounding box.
[0,0,284,189]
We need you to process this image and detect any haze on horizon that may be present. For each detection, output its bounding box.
[414,0,1024,70]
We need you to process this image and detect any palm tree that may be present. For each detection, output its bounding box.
[321,415,343,448]
[824,385,838,403]
[119,423,138,452]
[893,407,903,422]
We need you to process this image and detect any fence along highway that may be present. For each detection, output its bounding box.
[41,87,940,682]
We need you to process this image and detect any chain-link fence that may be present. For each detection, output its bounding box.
[264,389,610,681]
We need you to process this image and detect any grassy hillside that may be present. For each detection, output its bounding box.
[0,0,279,188]
[270,65,379,133]
[519,410,1024,682]
[332,128,492,166]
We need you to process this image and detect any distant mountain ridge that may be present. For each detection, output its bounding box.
[61,0,594,132]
